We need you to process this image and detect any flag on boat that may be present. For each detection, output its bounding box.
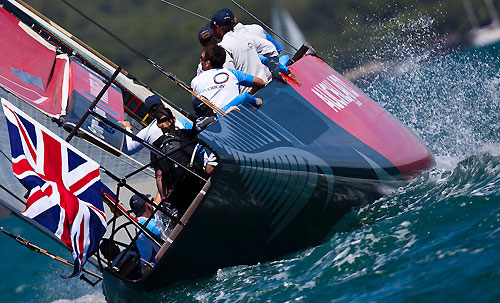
[1,99,107,278]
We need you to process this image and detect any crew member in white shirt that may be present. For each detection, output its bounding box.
[120,95,190,155]
[196,23,234,75]
[210,8,279,92]
[226,9,282,54]
[191,44,265,116]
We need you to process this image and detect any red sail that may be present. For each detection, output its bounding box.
[0,6,68,116]
[0,6,126,151]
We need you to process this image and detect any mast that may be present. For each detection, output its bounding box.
[270,0,306,54]
[463,0,479,29]
[485,0,500,26]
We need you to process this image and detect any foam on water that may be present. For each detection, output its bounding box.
[133,27,500,300]
[52,292,106,303]
[176,13,500,302]
[362,44,500,159]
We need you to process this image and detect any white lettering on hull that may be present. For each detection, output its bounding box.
[311,74,362,112]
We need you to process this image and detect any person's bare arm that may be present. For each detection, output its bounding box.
[154,192,162,205]
[249,76,265,95]
[205,164,215,176]
[155,168,166,200]
[224,106,241,114]
[119,121,132,130]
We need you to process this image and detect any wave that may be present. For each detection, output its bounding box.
[52,292,106,303]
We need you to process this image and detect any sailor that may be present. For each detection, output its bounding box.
[129,194,163,268]
[152,107,206,214]
[216,8,294,79]
[120,95,192,207]
[196,23,234,75]
[210,8,280,92]
[191,44,265,115]
[219,8,282,54]
[196,21,287,77]
[120,95,191,155]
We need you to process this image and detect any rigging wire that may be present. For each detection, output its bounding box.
[57,0,225,117]
[157,0,296,55]
[159,0,210,21]
[0,226,104,280]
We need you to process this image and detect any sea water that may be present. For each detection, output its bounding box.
[2,34,500,303]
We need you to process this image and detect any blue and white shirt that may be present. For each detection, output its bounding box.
[191,67,255,109]
[136,216,162,265]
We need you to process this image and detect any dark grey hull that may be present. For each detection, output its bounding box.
[102,76,433,302]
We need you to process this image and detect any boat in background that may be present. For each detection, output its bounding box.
[271,0,307,54]
[463,0,500,47]
[0,0,433,302]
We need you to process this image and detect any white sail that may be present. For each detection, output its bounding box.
[464,0,500,47]
[271,1,306,53]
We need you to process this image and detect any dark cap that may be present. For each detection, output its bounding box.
[156,107,174,121]
[198,23,213,44]
[144,95,162,110]
[192,98,212,117]
[211,8,234,27]
[129,194,149,214]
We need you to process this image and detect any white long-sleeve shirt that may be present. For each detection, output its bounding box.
[233,23,267,40]
[123,119,190,155]
[218,31,278,92]
[123,121,163,155]
[191,68,256,109]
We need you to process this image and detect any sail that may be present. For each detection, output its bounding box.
[0,5,126,152]
[281,9,307,49]
[0,6,69,116]
[271,1,307,53]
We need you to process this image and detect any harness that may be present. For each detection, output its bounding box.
[154,129,204,187]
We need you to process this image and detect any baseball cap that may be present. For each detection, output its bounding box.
[144,95,162,110]
[192,98,212,117]
[211,8,234,27]
[129,194,149,214]
[198,23,213,44]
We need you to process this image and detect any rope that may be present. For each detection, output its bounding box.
[159,0,210,21]
[56,0,224,116]
[0,226,103,280]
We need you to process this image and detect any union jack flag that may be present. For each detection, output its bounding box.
[1,99,107,278]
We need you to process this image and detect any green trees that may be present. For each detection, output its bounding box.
[22,0,500,110]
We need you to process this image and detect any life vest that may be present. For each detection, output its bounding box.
[152,129,204,189]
